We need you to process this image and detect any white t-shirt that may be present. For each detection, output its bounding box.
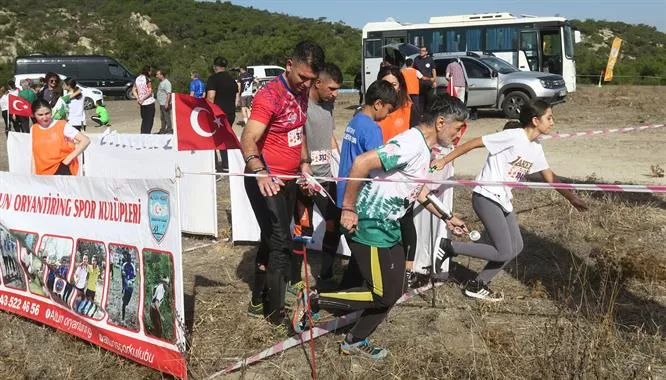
[36,120,80,140]
[0,94,8,111]
[74,264,88,289]
[152,283,165,307]
[135,75,156,106]
[474,128,549,212]
[67,95,85,125]
[352,128,433,247]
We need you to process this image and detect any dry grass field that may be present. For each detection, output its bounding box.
[0,85,664,379]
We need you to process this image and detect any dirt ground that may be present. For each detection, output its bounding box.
[0,86,665,379]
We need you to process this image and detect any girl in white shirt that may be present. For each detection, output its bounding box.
[432,99,588,301]
[63,78,85,130]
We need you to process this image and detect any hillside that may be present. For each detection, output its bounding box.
[0,0,361,91]
[0,1,665,90]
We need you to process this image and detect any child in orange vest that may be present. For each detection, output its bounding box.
[31,99,90,175]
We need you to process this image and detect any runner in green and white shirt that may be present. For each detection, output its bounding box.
[291,94,469,359]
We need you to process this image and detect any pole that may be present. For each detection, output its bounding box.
[597,69,604,88]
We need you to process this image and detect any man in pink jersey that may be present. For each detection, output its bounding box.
[240,41,325,331]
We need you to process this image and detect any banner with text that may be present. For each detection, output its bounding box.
[0,172,186,378]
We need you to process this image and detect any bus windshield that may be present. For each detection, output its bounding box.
[478,57,519,74]
[563,25,575,59]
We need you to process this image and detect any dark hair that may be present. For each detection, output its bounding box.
[364,80,399,108]
[95,99,104,106]
[191,71,200,78]
[213,56,227,68]
[45,72,59,83]
[377,65,409,108]
[421,94,468,124]
[405,58,414,66]
[63,77,82,99]
[156,68,167,77]
[318,62,343,84]
[503,120,523,130]
[6,80,15,90]
[141,65,151,77]
[519,99,551,127]
[291,41,325,73]
[31,98,52,114]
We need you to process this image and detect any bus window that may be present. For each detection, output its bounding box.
[485,27,517,50]
[520,31,539,71]
[466,28,482,51]
[445,30,465,52]
[541,31,562,74]
[364,39,382,58]
[563,25,575,59]
[408,30,432,49]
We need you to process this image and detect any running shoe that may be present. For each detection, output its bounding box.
[404,270,418,290]
[340,337,389,359]
[247,301,264,318]
[292,289,319,333]
[287,280,306,296]
[464,280,504,302]
[434,238,456,273]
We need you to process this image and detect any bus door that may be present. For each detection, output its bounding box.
[363,38,382,92]
[539,28,563,75]
[519,30,540,72]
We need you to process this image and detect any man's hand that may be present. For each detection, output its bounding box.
[569,196,589,212]
[257,174,284,197]
[340,208,358,233]
[430,158,446,171]
[445,216,468,236]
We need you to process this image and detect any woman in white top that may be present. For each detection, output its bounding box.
[63,78,85,131]
[431,99,588,301]
[131,65,156,134]
[1,86,9,136]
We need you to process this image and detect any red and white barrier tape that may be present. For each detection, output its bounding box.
[207,281,444,378]
[184,170,666,194]
[539,123,664,140]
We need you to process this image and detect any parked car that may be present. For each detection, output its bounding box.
[13,73,104,110]
[14,54,135,99]
[247,65,285,81]
[427,52,567,118]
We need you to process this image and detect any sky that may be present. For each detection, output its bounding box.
[225,0,666,32]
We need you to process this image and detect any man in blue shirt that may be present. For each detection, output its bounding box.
[189,72,206,98]
[336,80,398,207]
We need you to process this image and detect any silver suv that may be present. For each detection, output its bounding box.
[431,52,567,118]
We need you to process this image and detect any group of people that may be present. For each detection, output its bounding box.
[239,40,589,359]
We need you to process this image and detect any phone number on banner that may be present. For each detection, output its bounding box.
[0,293,41,317]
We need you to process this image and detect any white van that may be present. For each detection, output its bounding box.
[13,73,104,110]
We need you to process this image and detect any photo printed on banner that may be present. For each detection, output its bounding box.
[32,235,74,297]
[0,227,26,290]
[71,240,107,320]
[142,249,175,342]
[106,244,141,331]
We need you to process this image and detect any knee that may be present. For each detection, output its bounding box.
[373,285,402,308]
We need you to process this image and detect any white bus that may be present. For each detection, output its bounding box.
[362,12,580,93]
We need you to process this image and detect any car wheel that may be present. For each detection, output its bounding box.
[502,91,530,119]
[84,97,95,110]
[125,87,136,100]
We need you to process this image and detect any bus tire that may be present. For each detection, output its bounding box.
[502,91,529,119]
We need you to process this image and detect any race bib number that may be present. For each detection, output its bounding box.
[310,149,331,166]
[287,127,303,147]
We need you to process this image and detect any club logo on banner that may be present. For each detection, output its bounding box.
[148,189,170,243]
[0,173,186,379]
[174,93,241,151]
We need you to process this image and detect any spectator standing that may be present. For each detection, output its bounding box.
[238,66,257,126]
[413,46,437,112]
[207,57,239,171]
[37,72,62,108]
[0,86,10,136]
[63,78,85,131]
[240,41,325,331]
[17,80,37,133]
[401,58,422,108]
[445,59,466,104]
[189,72,206,98]
[353,71,363,105]
[155,69,173,134]
[132,65,156,134]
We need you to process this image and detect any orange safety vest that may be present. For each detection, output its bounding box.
[401,67,420,96]
[379,100,412,143]
[31,120,79,175]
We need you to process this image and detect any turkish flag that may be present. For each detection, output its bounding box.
[174,93,240,151]
[9,94,33,117]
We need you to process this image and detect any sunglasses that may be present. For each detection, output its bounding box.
[49,79,57,83]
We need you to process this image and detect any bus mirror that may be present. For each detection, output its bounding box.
[574,30,582,43]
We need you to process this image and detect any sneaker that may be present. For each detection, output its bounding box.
[340,337,389,359]
[292,289,320,333]
[434,239,456,273]
[464,280,504,302]
[247,301,264,318]
[405,270,418,289]
[287,280,306,296]
[274,316,296,337]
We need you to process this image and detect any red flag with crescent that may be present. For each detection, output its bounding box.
[9,94,33,117]
[174,93,241,151]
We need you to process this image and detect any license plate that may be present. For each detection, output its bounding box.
[558,89,567,96]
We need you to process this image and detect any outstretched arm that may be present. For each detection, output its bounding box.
[416,186,468,234]
[431,136,485,171]
[541,169,588,211]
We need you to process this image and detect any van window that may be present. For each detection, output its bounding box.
[78,62,100,79]
[265,68,284,77]
[434,59,455,77]
[108,63,126,78]
[461,58,491,79]
[247,68,255,76]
